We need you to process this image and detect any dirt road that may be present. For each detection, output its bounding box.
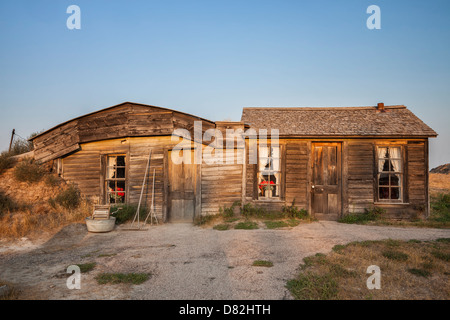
[0,221,449,300]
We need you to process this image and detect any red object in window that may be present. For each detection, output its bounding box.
[117,187,125,197]
[259,180,274,190]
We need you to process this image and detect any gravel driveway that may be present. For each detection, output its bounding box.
[0,221,449,300]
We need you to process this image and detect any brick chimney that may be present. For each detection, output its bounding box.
[377,102,385,111]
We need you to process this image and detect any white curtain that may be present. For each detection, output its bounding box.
[377,147,387,172]
[390,147,401,172]
[259,146,269,171]
[272,146,280,171]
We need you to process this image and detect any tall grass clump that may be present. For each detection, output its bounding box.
[0,152,14,175]
[430,193,450,223]
[13,159,46,183]
[54,184,81,210]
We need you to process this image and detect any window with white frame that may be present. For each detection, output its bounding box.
[377,146,403,202]
[106,155,126,204]
[258,145,281,199]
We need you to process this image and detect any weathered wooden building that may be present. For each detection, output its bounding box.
[30,102,437,221]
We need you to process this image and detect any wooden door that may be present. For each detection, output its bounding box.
[168,150,197,222]
[311,143,342,220]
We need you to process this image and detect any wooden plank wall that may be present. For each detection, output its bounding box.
[32,103,216,163]
[285,142,308,209]
[62,136,177,221]
[347,141,374,213]
[407,141,427,205]
[201,123,245,215]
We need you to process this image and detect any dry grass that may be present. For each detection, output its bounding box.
[430,173,450,195]
[0,166,92,239]
[287,238,450,300]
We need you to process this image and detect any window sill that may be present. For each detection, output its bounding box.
[255,199,284,203]
[374,202,410,206]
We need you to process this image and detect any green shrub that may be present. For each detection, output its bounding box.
[282,200,309,219]
[13,160,45,183]
[219,201,240,218]
[0,152,14,175]
[54,185,81,209]
[111,204,146,224]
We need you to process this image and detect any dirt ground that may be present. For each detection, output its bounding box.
[1,221,449,300]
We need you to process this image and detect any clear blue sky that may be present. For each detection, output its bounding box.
[0,0,449,168]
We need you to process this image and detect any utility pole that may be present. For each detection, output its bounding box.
[8,129,15,153]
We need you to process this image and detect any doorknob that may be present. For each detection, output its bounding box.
[311,185,315,189]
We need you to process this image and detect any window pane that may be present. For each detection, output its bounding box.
[390,187,400,200]
[379,187,389,199]
[108,156,117,167]
[389,147,401,159]
[390,160,401,173]
[116,156,125,167]
[379,173,390,186]
[116,167,126,178]
[390,174,401,187]
[377,147,388,159]
[379,159,390,172]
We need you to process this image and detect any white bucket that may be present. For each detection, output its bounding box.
[85,217,116,233]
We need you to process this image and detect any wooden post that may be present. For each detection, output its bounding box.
[8,129,15,153]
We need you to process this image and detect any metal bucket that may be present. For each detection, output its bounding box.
[85,217,116,233]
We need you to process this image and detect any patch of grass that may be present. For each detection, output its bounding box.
[435,238,450,243]
[408,239,422,244]
[287,239,450,300]
[430,193,450,222]
[13,160,46,183]
[331,244,347,254]
[382,250,409,261]
[95,273,150,285]
[98,253,117,258]
[264,220,289,229]
[338,207,385,224]
[302,253,328,269]
[408,268,432,278]
[54,184,81,210]
[213,223,230,231]
[431,250,450,262]
[219,201,240,218]
[282,200,309,219]
[74,262,96,273]
[328,264,357,278]
[385,239,401,247]
[234,221,259,230]
[252,260,273,267]
[286,273,339,300]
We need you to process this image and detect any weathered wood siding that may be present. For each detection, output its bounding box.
[32,103,215,163]
[284,141,308,209]
[62,136,179,221]
[347,141,374,214]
